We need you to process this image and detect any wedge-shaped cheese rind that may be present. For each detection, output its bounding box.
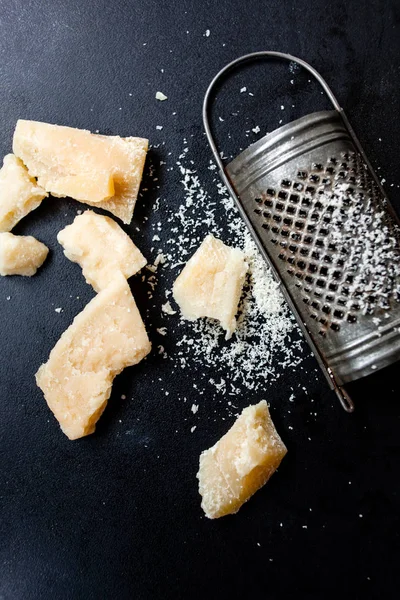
[35,273,151,440]
[0,154,48,232]
[197,401,287,519]
[57,210,147,292]
[173,234,247,339]
[0,232,49,276]
[13,120,148,223]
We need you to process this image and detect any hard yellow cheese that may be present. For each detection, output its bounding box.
[13,120,148,223]
[35,273,151,440]
[0,232,49,276]
[197,401,287,518]
[57,210,147,292]
[173,234,248,339]
[0,154,48,232]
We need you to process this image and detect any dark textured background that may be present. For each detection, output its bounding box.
[0,1,399,599]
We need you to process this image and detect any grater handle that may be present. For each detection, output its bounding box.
[203,51,355,413]
[203,51,342,173]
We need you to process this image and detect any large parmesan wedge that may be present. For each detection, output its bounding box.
[173,234,247,339]
[13,120,148,223]
[35,273,151,440]
[0,232,48,276]
[0,154,48,232]
[197,401,287,519]
[57,210,146,292]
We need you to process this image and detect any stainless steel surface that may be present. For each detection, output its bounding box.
[203,51,400,412]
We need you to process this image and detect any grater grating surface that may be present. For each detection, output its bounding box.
[204,52,400,411]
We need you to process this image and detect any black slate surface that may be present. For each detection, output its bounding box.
[1,1,399,599]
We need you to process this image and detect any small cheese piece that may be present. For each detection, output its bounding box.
[197,401,287,519]
[0,232,49,276]
[173,234,248,339]
[35,273,151,440]
[13,120,148,223]
[0,154,48,232]
[57,210,147,292]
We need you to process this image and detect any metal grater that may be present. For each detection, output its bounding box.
[203,51,400,412]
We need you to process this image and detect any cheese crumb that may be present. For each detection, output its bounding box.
[162,301,176,315]
[155,91,168,101]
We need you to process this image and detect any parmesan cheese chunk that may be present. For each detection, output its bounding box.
[13,120,148,223]
[0,232,49,276]
[0,154,48,232]
[197,401,287,519]
[35,273,151,440]
[173,234,247,339]
[57,210,146,292]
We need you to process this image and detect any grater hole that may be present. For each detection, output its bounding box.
[288,256,296,265]
[297,260,306,270]
[333,309,344,319]
[312,163,323,171]
[314,290,323,299]
[337,298,347,307]
[318,330,327,337]
[287,205,296,215]
[326,294,334,302]
[275,202,284,211]
[278,252,286,261]
[332,270,341,280]
[264,199,273,207]
[300,247,309,256]
[320,266,328,276]
[340,162,347,169]
[322,305,330,314]
[305,186,315,195]
[316,279,325,288]
[283,217,293,226]
[330,322,341,332]
[341,286,350,296]
[278,190,288,200]
[297,171,308,180]
[325,166,335,175]
[293,182,304,191]
[299,209,308,218]
[322,177,331,185]
[310,313,318,320]
[311,251,320,260]
[329,282,338,292]
[261,223,270,230]
[295,272,303,280]
[316,239,324,248]
[281,229,290,237]
[308,264,318,273]
[319,317,327,326]
[281,179,292,188]
[311,300,320,310]
[329,157,338,165]
[347,314,357,323]
[291,232,301,241]
[301,197,311,207]
[311,212,319,221]
[304,236,313,245]
[287,268,294,276]
[254,208,262,215]
[290,193,300,203]
[323,255,332,263]
[266,188,275,196]
[263,211,271,219]
[309,174,320,184]
[314,201,323,210]
[271,226,280,234]
[255,197,262,204]
[279,240,288,248]
[289,244,298,253]
[295,220,304,229]
[302,297,310,305]
[273,215,282,223]
[306,224,316,233]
